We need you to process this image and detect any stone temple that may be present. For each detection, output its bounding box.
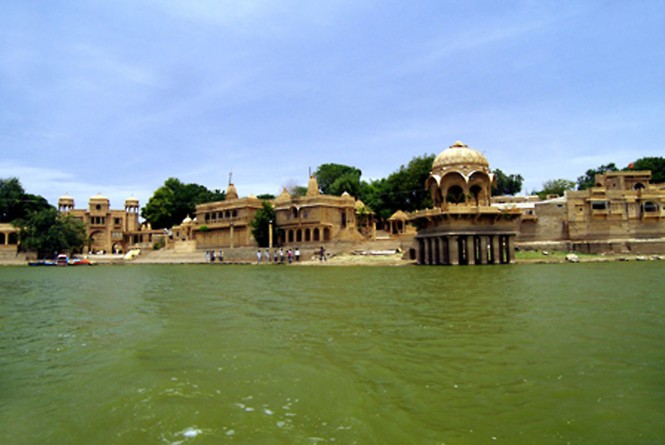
[410,141,522,265]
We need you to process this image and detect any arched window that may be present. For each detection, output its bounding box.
[446,185,465,204]
[470,185,483,206]
[644,201,658,213]
[634,183,645,190]
[292,207,299,218]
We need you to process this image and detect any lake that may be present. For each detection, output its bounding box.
[1,262,664,444]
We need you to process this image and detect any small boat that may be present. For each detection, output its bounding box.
[56,254,69,266]
[69,258,94,266]
[28,260,56,266]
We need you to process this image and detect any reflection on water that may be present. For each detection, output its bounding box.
[1,263,664,444]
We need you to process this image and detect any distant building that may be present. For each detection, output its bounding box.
[564,171,665,253]
[58,194,161,253]
[273,175,364,245]
[193,183,264,249]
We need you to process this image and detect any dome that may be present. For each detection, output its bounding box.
[125,196,139,205]
[89,193,109,202]
[58,193,74,203]
[432,141,490,175]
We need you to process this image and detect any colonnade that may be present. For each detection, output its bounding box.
[417,234,515,265]
[283,226,331,244]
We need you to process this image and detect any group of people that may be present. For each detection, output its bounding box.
[204,247,328,264]
[257,247,301,264]
[204,250,223,262]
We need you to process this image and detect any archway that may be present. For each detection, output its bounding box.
[446,185,465,205]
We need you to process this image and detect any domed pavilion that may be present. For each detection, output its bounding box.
[410,141,521,265]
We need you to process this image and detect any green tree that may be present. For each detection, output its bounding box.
[250,201,280,247]
[626,157,665,183]
[0,177,51,223]
[537,178,576,199]
[576,163,618,190]
[365,154,435,220]
[142,178,226,229]
[17,208,86,258]
[315,163,362,196]
[492,169,524,195]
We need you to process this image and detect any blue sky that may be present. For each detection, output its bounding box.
[1,0,663,210]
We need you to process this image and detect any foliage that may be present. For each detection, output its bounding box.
[315,163,362,196]
[250,201,279,247]
[141,178,226,229]
[360,154,435,221]
[626,156,665,183]
[537,178,576,199]
[289,185,308,197]
[576,163,618,190]
[152,238,165,250]
[256,193,276,200]
[0,177,50,223]
[16,208,86,258]
[491,169,524,195]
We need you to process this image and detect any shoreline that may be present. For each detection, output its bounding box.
[1,251,663,267]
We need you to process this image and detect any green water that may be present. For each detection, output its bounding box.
[1,263,664,445]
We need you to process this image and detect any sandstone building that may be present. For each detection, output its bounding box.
[57,194,161,254]
[410,141,522,265]
[273,175,364,245]
[193,183,263,249]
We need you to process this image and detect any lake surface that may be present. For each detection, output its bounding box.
[1,262,664,444]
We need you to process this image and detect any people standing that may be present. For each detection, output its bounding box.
[210,250,216,262]
[295,247,300,262]
[219,250,224,262]
[264,249,270,264]
[257,250,262,264]
[319,246,326,261]
[287,249,293,264]
[279,248,284,264]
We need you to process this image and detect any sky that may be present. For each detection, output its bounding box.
[1,0,664,210]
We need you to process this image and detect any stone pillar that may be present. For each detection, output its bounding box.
[491,235,500,264]
[426,238,433,265]
[479,236,489,265]
[507,235,516,264]
[449,236,459,265]
[466,236,476,265]
[230,224,235,248]
[440,237,449,265]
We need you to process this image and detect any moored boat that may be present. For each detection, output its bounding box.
[56,254,69,266]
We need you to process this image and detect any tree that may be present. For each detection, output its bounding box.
[315,163,362,196]
[537,179,576,198]
[626,157,665,184]
[0,177,51,223]
[576,163,618,190]
[365,154,435,220]
[142,178,226,229]
[250,201,280,247]
[492,169,524,195]
[17,208,86,258]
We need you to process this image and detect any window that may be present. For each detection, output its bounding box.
[644,202,658,213]
[591,201,608,211]
[114,218,121,226]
